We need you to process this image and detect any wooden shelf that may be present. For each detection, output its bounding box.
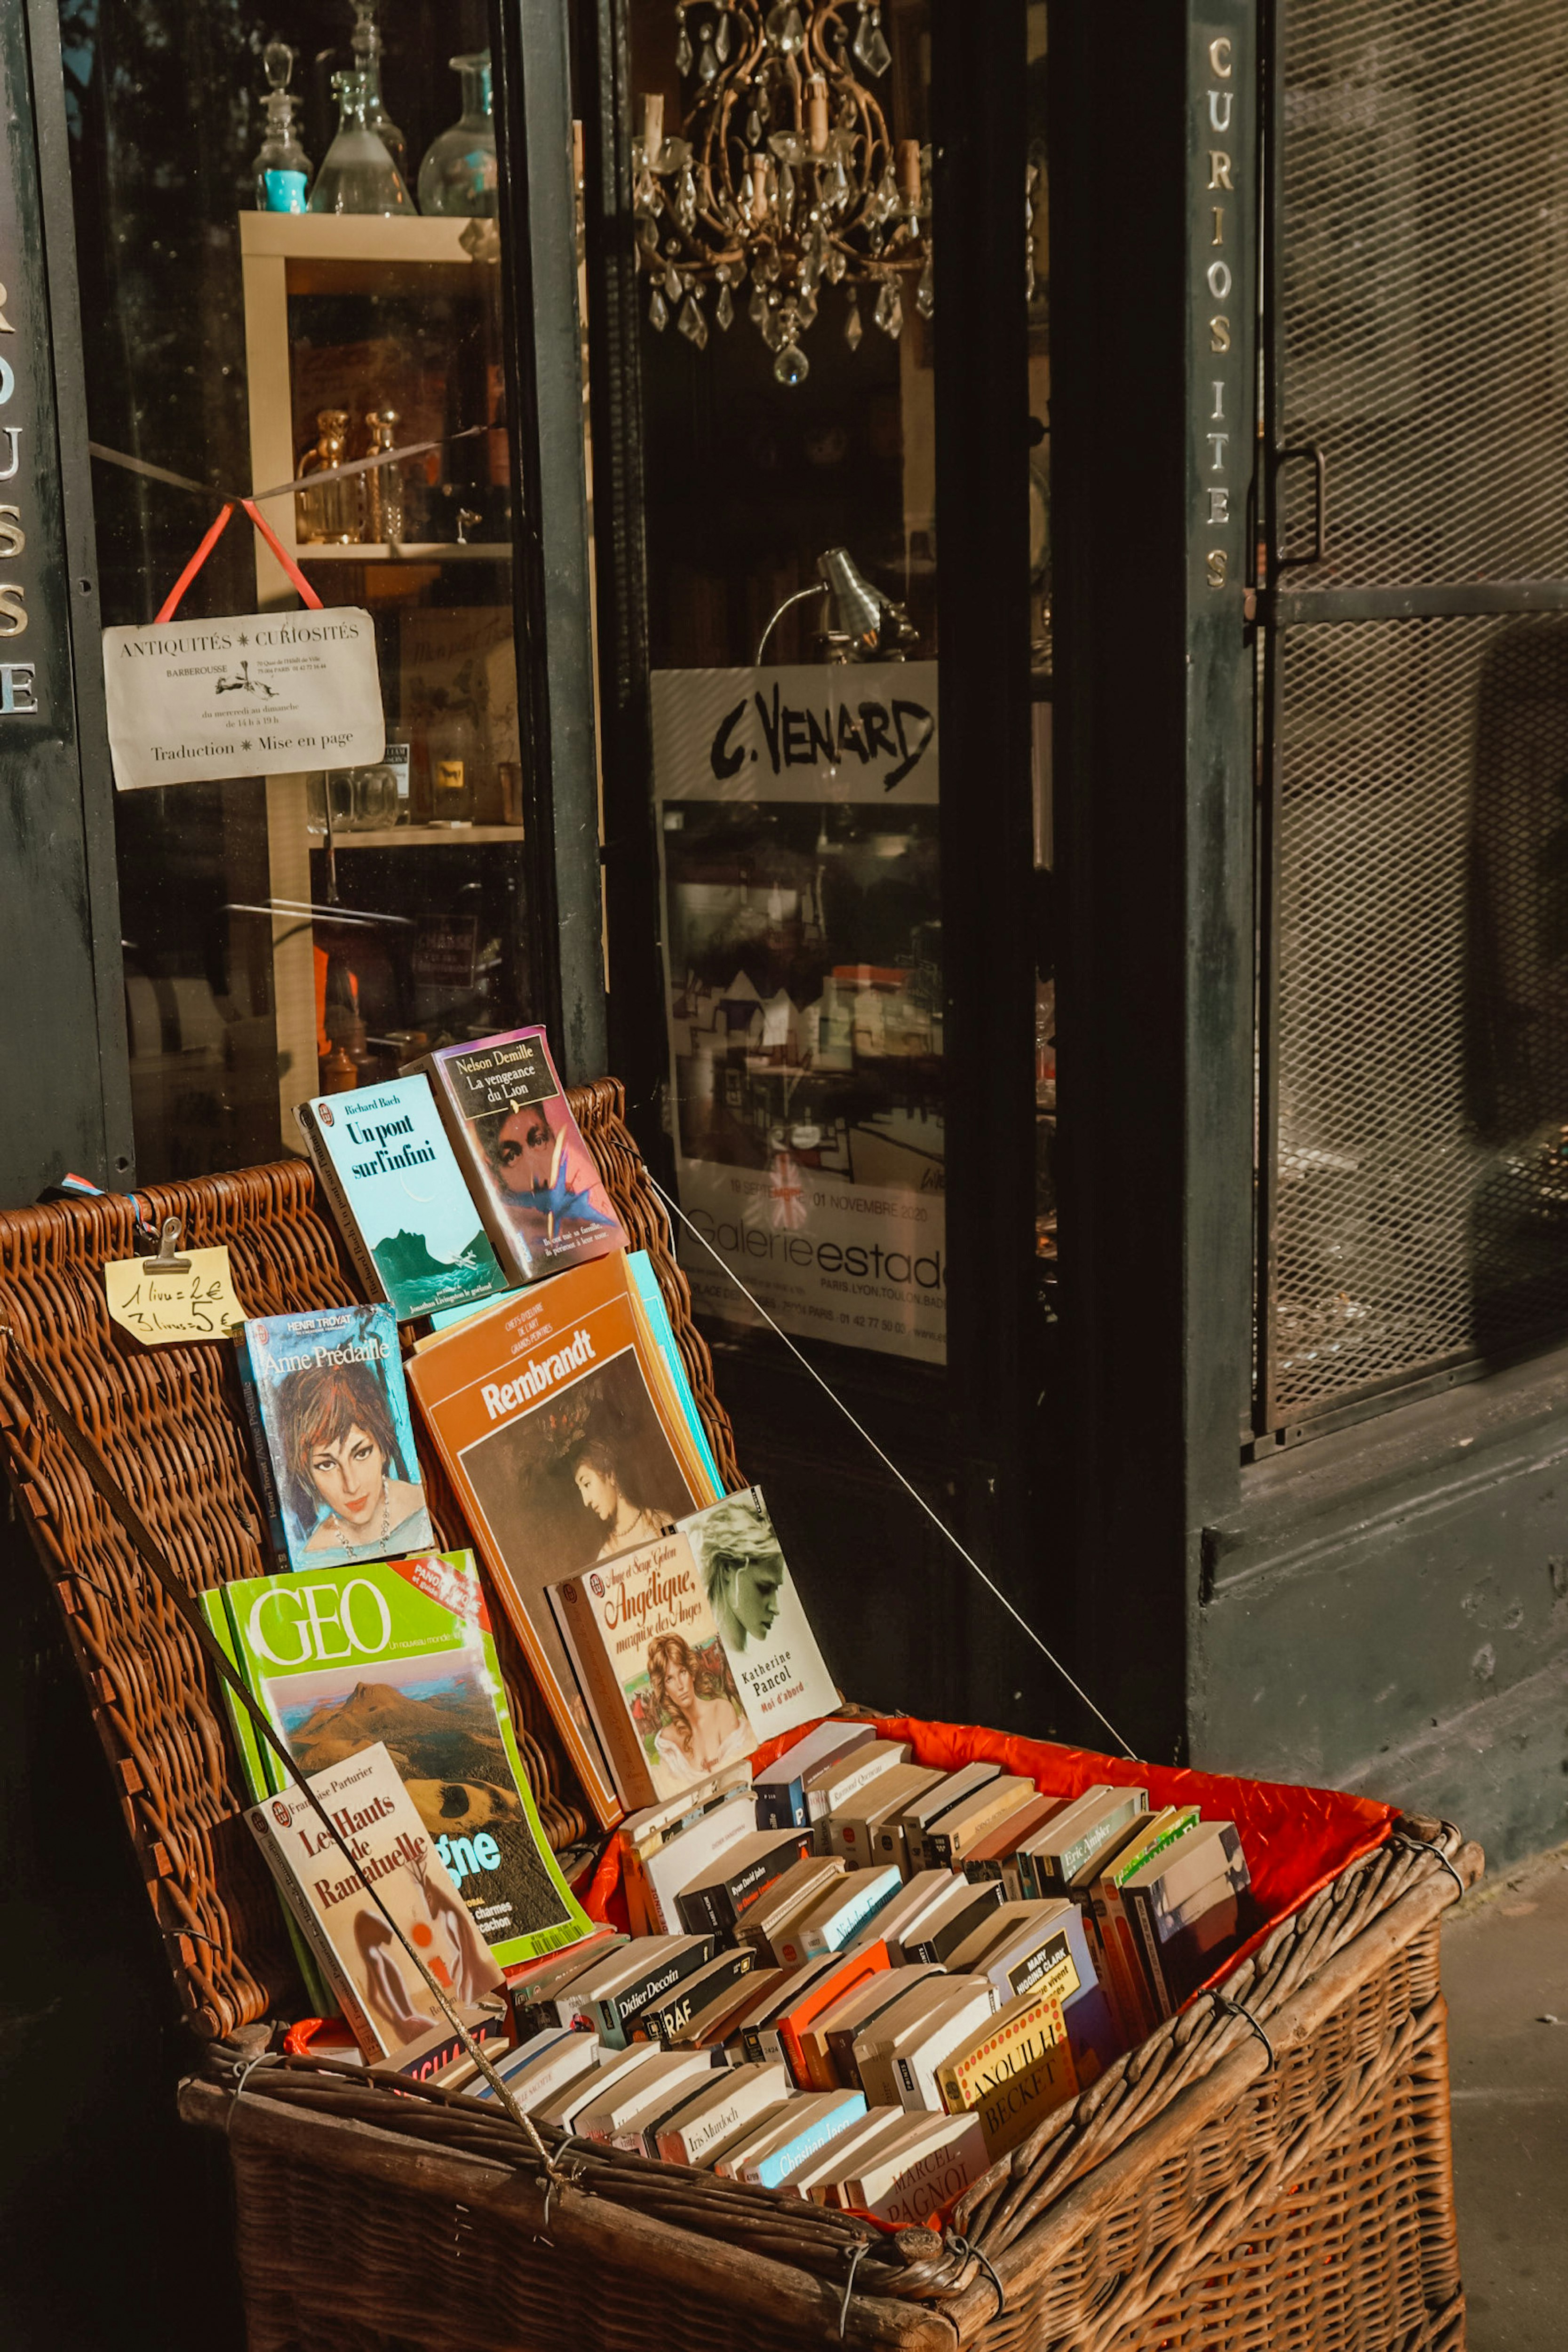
[307,825,526,849]
[296,542,511,564]
[239,213,480,266]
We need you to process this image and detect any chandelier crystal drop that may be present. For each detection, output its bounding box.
[632,0,930,383]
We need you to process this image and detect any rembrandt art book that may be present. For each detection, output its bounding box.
[548,1531,757,1813]
[678,1488,838,1741]
[245,1740,505,2060]
[406,1253,724,1823]
[403,1025,629,1287]
[212,1550,592,1971]
[296,1075,506,1322]
[235,1304,433,1572]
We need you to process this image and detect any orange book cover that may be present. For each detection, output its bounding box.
[776,1941,892,2090]
[407,1254,722,1825]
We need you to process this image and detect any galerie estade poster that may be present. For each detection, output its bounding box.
[652,662,944,1366]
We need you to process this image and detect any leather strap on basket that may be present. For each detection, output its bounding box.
[0,1323,545,2147]
[156,497,325,624]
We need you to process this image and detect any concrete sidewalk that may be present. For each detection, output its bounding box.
[1441,1840,1568,2352]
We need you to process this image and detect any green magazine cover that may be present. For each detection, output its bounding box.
[213,1551,592,1970]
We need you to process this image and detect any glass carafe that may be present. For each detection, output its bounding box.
[308,70,413,216]
[416,53,499,218]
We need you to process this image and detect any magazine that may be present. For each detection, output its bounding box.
[212,1550,593,1970]
[407,1253,723,1823]
[235,1304,433,1572]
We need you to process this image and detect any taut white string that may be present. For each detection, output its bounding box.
[646,1172,1136,1759]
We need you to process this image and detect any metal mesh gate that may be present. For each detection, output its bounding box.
[1263,0,1568,1430]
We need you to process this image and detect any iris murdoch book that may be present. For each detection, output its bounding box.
[403,1025,628,1286]
[214,1549,592,1971]
[236,1304,433,1571]
[297,1075,505,1320]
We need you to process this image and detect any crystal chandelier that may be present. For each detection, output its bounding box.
[631,0,931,386]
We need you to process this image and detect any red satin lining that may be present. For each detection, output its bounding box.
[586,1716,1396,1997]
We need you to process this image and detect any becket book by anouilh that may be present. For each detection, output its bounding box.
[548,1530,757,1813]
[406,1253,723,1823]
[402,1026,628,1287]
[212,1549,592,1971]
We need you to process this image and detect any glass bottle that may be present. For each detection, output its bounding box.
[251,41,311,213]
[308,70,413,216]
[350,759,400,829]
[295,412,358,543]
[426,700,479,824]
[350,0,409,186]
[416,53,499,218]
[360,408,404,544]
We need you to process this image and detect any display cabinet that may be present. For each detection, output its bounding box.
[239,211,530,1146]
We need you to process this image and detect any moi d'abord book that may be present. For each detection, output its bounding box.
[679,1487,838,1741]
[213,1549,592,1971]
[296,1074,505,1321]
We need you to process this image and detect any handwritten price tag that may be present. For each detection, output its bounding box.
[103,1247,246,1346]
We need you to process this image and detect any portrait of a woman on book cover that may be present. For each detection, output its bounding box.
[278,1353,430,1568]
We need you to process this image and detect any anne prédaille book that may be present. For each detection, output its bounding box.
[235,1303,434,1572]
[204,1549,591,1972]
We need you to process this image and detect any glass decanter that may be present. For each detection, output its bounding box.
[308,70,413,216]
[360,408,404,544]
[416,53,499,218]
[350,0,408,185]
[251,41,311,213]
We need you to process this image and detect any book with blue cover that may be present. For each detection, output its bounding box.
[297,1075,505,1322]
[235,1303,434,1571]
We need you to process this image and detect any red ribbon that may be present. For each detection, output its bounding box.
[155,497,325,625]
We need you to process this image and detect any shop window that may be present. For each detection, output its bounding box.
[62,0,539,1181]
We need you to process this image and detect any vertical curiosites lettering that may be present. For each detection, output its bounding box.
[1200,28,1238,593]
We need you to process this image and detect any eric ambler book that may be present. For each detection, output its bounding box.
[680,1489,837,1739]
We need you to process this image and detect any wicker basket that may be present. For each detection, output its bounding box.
[0,1083,1479,2352]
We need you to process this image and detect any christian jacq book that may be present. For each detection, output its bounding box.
[402,1025,628,1287]
[236,1304,434,1572]
[296,1073,505,1321]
